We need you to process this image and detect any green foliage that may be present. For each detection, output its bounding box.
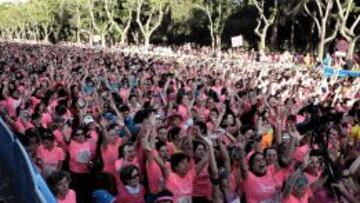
[0,0,357,51]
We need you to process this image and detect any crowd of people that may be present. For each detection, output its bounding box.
[0,41,359,203]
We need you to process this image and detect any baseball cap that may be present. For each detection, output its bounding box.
[84,115,94,125]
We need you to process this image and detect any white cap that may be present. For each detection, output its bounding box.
[84,115,94,124]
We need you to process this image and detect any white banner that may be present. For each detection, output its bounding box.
[231,35,243,47]
[335,51,346,58]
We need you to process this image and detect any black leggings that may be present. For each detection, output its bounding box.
[192,196,211,203]
[70,172,91,203]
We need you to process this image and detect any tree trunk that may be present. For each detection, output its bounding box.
[76,5,81,44]
[318,21,327,61]
[216,34,221,53]
[258,24,269,51]
[347,36,360,60]
[290,21,295,50]
[120,32,127,45]
[259,33,266,51]
[89,31,93,46]
[270,19,278,50]
[144,34,150,51]
[318,40,325,61]
[101,32,106,48]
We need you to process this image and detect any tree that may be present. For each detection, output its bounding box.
[335,0,360,59]
[0,4,20,40]
[304,0,340,60]
[104,0,133,46]
[27,0,60,42]
[253,0,278,51]
[136,0,169,49]
[88,0,111,47]
[195,0,235,53]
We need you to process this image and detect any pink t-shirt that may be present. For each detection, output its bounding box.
[230,167,240,192]
[165,164,196,202]
[116,185,145,203]
[177,105,189,121]
[273,166,294,189]
[293,145,310,163]
[53,129,71,152]
[6,97,21,118]
[146,152,171,194]
[57,189,77,203]
[37,144,65,175]
[119,88,129,103]
[115,158,140,172]
[101,138,122,175]
[304,172,321,186]
[14,119,34,134]
[30,96,41,110]
[243,165,278,203]
[41,112,53,129]
[212,86,222,96]
[193,164,212,200]
[68,140,91,173]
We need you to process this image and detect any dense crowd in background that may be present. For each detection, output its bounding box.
[0,41,359,203]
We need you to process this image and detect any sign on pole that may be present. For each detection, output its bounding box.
[231,35,243,47]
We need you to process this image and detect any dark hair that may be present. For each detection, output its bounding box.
[207,90,219,102]
[57,88,68,98]
[194,121,207,135]
[155,189,174,202]
[119,142,134,158]
[55,104,67,116]
[170,153,190,172]
[119,164,139,185]
[168,127,181,141]
[248,152,265,175]
[41,129,55,141]
[72,126,88,138]
[156,141,167,151]
[128,94,137,101]
[47,171,71,196]
[119,105,130,113]
[92,172,117,195]
[193,140,206,153]
[31,113,41,121]
[210,107,219,115]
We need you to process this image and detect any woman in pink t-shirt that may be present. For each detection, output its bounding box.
[114,142,140,191]
[101,126,123,178]
[239,151,280,203]
[47,171,77,203]
[176,93,193,122]
[155,150,208,203]
[192,141,212,202]
[116,164,145,203]
[37,132,65,178]
[68,128,92,203]
[145,140,171,194]
[119,79,130,104]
